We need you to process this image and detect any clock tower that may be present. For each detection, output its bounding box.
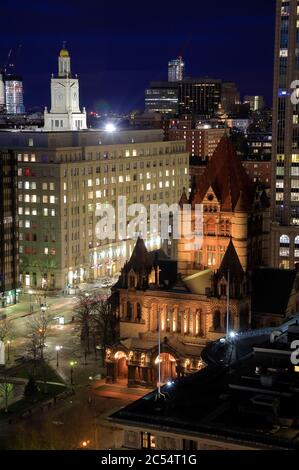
[44,45,87,131]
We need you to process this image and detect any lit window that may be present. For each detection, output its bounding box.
[44,248,49,255]
[24,182,30,190]
[25,220,31,228]
[43,208,49,216]
[88,179,93,187]
[42,183,48,190]
[43,196,48,203]
[50,196,55,204]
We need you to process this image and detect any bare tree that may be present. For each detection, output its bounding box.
[91,299,119,367]
[0,319,12,343]
[26,313,51,362]
[75,295,94,356]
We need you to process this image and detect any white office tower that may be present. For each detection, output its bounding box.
[44,45,87,131]
[0,73,5,112]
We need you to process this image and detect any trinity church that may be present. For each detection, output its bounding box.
[105,137,299,387]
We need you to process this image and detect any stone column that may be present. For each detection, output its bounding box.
[192,308,197,337]
[173,306,178,333]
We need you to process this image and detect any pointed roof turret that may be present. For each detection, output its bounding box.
[125,237,152,274]
[218,240,244,281]
[179,188,189,207]
[235,190,250,213]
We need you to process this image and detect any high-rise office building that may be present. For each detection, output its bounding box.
[0,129,189,291]
[243,95,265,112]
[271,0,299,269]
[5,74,25,115]
[145,78,221,118]
[44,46,87,131]
[0,73,5,113]
[0,150,19,307]
[145,83,179,115]
[168,56,185,82]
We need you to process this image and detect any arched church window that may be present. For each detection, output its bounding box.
[129,275,135,288]
[127,301,133,320]
[295,236,299,259]
[137,303,142,322]
[280,235,290,257]
[206,218,216,235]
[213,310,221,331]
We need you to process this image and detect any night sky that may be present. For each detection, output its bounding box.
[0,0,276,113]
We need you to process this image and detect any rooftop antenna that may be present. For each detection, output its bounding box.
[158,306,161,395]
[226,270,230,337]
[155,306,165,401]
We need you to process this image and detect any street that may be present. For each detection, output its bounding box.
[0,285,148,450]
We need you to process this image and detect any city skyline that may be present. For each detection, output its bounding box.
[0,0,275,113]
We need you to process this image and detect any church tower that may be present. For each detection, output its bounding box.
[44,44,87,131]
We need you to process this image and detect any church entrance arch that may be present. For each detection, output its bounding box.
[154,352,177,384]
[114,351,128,381]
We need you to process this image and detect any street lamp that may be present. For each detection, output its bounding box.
[7,340,11,363]
[70,361,77,385]
[28,289,33,314]
[55,345,62,368]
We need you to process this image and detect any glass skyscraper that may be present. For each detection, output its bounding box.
[5,74,25,114]
[168,57,185,82]
[271,0,299,268]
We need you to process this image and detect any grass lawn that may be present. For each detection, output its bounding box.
[6,360,65,384]
[0,382,67,421]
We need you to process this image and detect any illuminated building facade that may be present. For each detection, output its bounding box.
[0,150,19,307]
[44,46,87,131]
[244,95,265,112]
[106,137,271,387]
[0,129,188,290]
[168,57,185,82]
[178,137,270,276]
[145,78,221,118]
[145,84,179,115]
[271,0,299,268]
[4,74,25,115]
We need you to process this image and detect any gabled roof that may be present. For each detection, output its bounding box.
[217,240,244,280]
[191,136,255,211]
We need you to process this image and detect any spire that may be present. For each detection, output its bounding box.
[218,240,244,280]
[58,42,71,77]
[179,187,189,207]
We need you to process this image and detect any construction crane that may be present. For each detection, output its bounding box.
[1,44,22,74]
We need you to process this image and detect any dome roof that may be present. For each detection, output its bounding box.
[59,48,69,58]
